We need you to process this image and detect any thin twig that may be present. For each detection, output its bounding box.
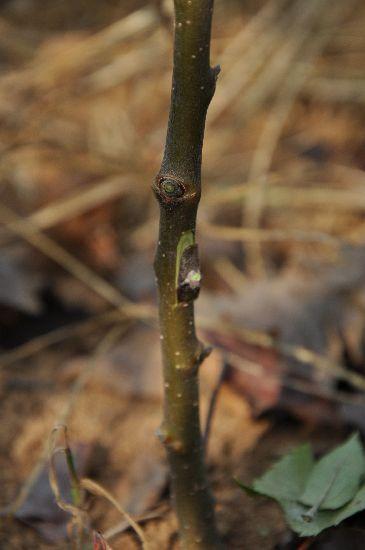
[48,424,150,549]
[18,7,158,91]
[226,351,365,408]
[305,76,365,103]
[203,361,228,455]
[237,0,333,120]
[200,316,365,394]
[201,222,342,246]
[80,478,151,550]
[48,440,88,549]
[242,0,354,276]
[216,0,290,68]
[0,202,154,320]
[1,325,127,516]
[208,0,301,123]
[103,505,168,541]
[213,257,248,294]
[50,425,82,507]
[206,183,365,212]
[0,176,131,247]
[0,310,124,370]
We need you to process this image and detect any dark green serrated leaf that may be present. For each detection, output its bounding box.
[300,433,365,510]
[252,444,314,502]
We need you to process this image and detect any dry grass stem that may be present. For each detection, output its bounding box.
[80,478,151,550]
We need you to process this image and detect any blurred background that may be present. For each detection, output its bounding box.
[1,0,365,547]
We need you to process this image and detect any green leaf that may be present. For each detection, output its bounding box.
[282,483,365,537]
[252,444,314,502]
[300,433,365,510]
[280,499,341,537]
[234,478,262,497]
[239,433,365,537]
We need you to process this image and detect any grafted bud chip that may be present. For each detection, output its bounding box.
[178,244,201,303]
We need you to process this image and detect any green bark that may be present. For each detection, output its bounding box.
[153,1,221,549]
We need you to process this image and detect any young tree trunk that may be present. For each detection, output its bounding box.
[153,1,221,549]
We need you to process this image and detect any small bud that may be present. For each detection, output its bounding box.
[183,270,201,289]
[159,176,185,199]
